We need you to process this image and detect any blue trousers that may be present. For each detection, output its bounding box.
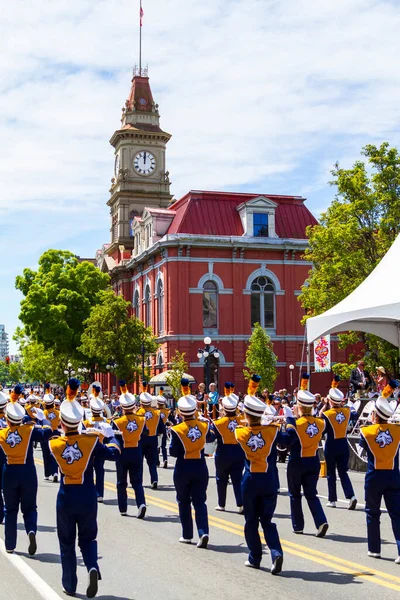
[242,471,282,566]
[287,457,327,532]
[365,471,400,555]
[116,448,145,512]
[41,440,58,478]
[0,455,4,523]
[56,486,100,595]
[94,456,105,498]
[174,459,209,540]
[160,431,168,462]
[325,442,354,501]
[215,453,244,508]
[140,436,158,484]
[3,464,38,551]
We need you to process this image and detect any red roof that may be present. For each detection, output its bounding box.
[126,76,154,112]
[167,191,317,238]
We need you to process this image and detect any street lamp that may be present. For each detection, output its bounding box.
[64,363,75,378]
[197,337,220,392]
[289,364,295,391]
[106,361,118,372]
[141,340,145,382]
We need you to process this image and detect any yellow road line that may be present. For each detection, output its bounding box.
[35,459,400,591]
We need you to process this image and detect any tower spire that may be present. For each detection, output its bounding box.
[139,0,144,76]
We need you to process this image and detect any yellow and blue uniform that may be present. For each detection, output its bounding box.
[359,423,400,555]
[0,413,8,523]
[235,424,283,567]
[282,416,327,532]
[158,408,169,463]
[209,415,244,508]
[41,406,61,478]
[50,431,120,595]
[137,407,165,485]
[322,407,355,502]
[170,418,209,540]
[83,415,110,499]
[112,414,147,512]
[0,422,53,552]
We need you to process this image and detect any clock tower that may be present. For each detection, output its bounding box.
[107,67,173,253]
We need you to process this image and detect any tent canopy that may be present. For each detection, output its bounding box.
[306,233,400,347]
[148,371,196,386]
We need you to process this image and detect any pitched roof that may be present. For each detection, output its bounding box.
[166,191,317,238]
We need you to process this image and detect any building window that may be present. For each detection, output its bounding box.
[250,276,275,328]
[203,281,218,328]
[144,284,151,327]
[133,290,140,319]
[157,279,164,334]
[253,213,269,237]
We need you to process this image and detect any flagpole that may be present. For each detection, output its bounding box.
[139,0,142,76]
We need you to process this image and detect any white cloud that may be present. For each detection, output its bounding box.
[1,0,400,349]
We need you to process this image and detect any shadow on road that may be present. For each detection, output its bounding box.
[281,570,364,584]
[208,543,248,555]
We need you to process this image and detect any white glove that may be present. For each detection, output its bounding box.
[101,423,114,439]
[32,407,45,421]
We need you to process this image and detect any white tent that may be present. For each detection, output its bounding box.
[306,233,400,347]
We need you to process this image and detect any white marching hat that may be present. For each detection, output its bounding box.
[18,397,27,406]
[140,391,153,406]
[329,388,344,404]
[90,397,105,414]
[27,394,39,403]
[156,396,166,405]
[229,392,239,403]
[43,393,55,405]
[60,400,84,426]
[244,395,266,417]
[119,392,136,409]
[222,395,238,412]
[297,390,316,407]
[6,402,26,424]
[177,394,197,416]
[0,391,8,409]
[375,396,394,421]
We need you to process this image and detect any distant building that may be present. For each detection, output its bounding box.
[0,325,9,361]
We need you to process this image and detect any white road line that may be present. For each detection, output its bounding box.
[0,538,63,600]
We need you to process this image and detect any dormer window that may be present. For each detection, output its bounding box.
[253,213,269,237]
[237,196,278,238]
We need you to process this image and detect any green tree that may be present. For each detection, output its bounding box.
[13,327,69,385]
[79,290,158,382]
[15,250,110,362]
[0,361,9,385]
[300,143,400,376]
[166,351,189,401]
[8,361,25,384]
[244,323,277,391]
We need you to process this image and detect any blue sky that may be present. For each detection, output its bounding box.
[2,0,400,353]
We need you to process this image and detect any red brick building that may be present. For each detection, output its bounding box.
[97,70,348,394]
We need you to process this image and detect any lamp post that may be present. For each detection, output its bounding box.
[106,361,118,395]
[197,336,220,393]
[141,340,145,382]
[64,362,75,379]
[289,364,295,392]
[78,367,89,382]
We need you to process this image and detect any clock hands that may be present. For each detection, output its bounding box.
[143,151,147,165]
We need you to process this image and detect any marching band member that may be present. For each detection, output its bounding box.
[157,389,169,469]
[359,393,400,561]
[112,381,147,518]
[282,382,328,537]
[234,375,284,574]
[0,391,9,524]
[137,381,165,489]
[0,384,53,555]
[320,376,357,510]
[170,378,210,548]
[49,378,121,598]
[209,383,244,513]
[42,387,61,483]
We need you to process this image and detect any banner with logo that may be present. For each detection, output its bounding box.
[313,335,331,372]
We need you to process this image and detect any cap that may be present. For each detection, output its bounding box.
[0,391,8,409]
[18,397,27,406]
[140,392,153,406]
[222,395,238,412]
[43,393,55,405]
[157,396,166,405]
[177,395,197,416]
[90,397,105,414]
[6,402,26,424]
[120,392,136,409]
[328,388,344,404]
[377,366,386,375]
[60,400,84,426]
[375,396,394,420]
[243,395,267,417]
[297,390,316,407]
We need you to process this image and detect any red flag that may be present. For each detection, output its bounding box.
[140,5,144,26]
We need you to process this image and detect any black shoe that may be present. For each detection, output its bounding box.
[86,568,98,598]
[28,531,37,556]
[271,555,283,575]
[63,590,76,597]
[151,482,158,490]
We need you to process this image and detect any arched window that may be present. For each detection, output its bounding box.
[250,276,275,329]
[144,284,151,328]
[157,279,164,334]
[203,280,218,328]
[133,290,140,319]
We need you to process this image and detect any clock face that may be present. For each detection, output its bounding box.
[114,154,120,177]
[134,151,156,176]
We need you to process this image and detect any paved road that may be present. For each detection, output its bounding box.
[1,450,400,600]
